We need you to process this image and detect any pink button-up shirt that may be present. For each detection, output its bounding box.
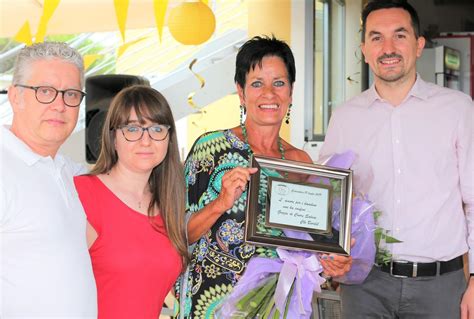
[320,76,474,272]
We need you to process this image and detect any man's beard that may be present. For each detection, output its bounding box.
[376,71,405,83]
[375,53,405,82]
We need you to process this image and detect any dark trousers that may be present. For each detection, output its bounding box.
[340,267,467,319]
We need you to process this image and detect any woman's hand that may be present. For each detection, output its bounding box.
[320,238,356,277]
[320,254,353,277]
[187,167,258,244]
[213,167,258,212]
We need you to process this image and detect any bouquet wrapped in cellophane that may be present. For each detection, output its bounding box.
[215,248,325,318]
[216,151,378,318]
[316,150,377,285]
[332,194,376,284]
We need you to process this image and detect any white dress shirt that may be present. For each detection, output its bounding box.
[0,125,97,318]
[320,76,474,272]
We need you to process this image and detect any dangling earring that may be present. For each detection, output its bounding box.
[285,104,292,124]
[240,105,246,125]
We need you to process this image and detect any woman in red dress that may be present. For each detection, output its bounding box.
[74,85,188,318]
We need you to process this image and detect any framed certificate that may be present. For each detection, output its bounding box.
[266,176,333,235]
[245,155,353,255]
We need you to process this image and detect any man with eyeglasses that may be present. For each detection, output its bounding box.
[1,42,97,317]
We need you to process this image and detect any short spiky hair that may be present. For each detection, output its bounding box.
[361,0,421,41]
[12,42,84,87]
[234,35,296,89]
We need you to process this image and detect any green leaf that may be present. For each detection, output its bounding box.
[385,235,403,244]
[374,228,383,245]
[373,210,382,221]
[255,278,277,318]
[235,282,264,311]
[373,210,403,265]
[282,281,295,319]
[261,293,276,319]
[272,307,281,319]
[249,276,277,310]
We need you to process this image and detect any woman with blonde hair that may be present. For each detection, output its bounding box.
[74,85,187,318]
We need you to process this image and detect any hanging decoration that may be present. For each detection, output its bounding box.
[187,58,207,132]
[187,58,206,110]
[35,0,61,43]
[153,0,169,42]
[14,22,33,46]
[84,54,103,70]
[117,36,150,58]
[113,0,130,42]
[168,1,216,45]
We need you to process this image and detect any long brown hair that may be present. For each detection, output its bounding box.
[91,85,188,268]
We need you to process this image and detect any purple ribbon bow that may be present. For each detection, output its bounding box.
[274,248,325,316]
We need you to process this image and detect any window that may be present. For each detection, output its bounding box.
[306,0,345,141]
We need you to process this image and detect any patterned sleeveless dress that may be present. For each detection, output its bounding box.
[177,129,280,319]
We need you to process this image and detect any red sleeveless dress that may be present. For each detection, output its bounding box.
[74,175,182,319]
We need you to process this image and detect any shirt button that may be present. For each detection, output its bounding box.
[397,199,401,204]
[397,169,401,174]
[395,139,400,144]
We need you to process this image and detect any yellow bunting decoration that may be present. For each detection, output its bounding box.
[35,0,61,43]
[187,58,206,110]
[117,36,150,58]
[168,1,216,45]
[14,22,33,46]
[153,0,169,42]
[114,0,130,42]
[84,54,102,70]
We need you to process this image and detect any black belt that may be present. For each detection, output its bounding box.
[379,255,463,278]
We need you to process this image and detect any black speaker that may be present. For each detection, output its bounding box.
[85,74,150,163]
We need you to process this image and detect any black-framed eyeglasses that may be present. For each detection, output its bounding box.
[117,124,171,142]
[15,84,86,107]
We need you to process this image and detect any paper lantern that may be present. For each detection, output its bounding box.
[168,1,216,45]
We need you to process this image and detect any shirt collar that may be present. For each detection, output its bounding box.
[409,74,430,101]
[1,125,65,167]
[366,84,380,106]
[365,73,429,107]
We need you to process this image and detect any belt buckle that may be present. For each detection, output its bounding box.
[389,260,413,278]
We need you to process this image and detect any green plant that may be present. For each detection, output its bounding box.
[373,210,402,265]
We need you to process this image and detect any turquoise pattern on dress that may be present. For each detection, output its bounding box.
[176,130,279,319]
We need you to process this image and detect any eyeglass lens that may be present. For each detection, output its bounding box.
[121,125,170,141]
[35,86,84,106]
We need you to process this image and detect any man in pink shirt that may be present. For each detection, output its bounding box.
[320,1,473,318]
